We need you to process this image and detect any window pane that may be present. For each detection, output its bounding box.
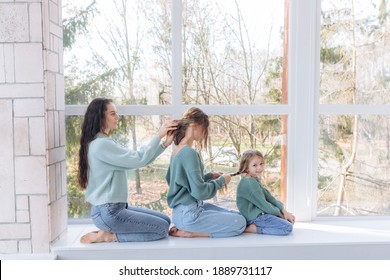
[64,0,172,105]
[318,115,390,216]
[204,115,285,209]
[182,0,286,105]
[320,0,390,104]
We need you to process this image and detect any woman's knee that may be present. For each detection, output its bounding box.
[232,215,247,234]
[156,219,171,237]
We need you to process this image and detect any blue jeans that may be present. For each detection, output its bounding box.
[172,200,246,238]
[91,203,171,242]
[249,214,293,236]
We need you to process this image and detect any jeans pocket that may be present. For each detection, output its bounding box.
[106,202,124,215]
[182,203,203,225]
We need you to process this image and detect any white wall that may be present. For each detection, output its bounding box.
[0,0,66,254]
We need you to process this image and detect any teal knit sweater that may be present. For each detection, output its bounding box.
[236,177,284,221]
[166,145,226,208]
[86,133,165,205]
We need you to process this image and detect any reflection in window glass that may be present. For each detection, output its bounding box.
[318,115,390,216]
[63,0,172,105]
[320,0,390,104]
[182,0,285,105]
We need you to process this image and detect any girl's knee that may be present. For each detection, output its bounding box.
[282,223,293,235]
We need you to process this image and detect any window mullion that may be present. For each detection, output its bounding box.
[287,0,321,221]
[172,0,183,118]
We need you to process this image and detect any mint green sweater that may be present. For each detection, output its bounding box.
[236,177,284,221]
[86,133,165,205]
[166,146,226,208]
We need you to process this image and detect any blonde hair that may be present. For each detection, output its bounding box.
[232,149,264,176]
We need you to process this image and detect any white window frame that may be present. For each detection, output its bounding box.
[65,0,390,222]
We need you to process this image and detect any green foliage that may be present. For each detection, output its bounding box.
[134,191,168,213]
[320,47,345,64]
[66,116,82,148]
[63,1,98,50]
[317,174,333,190]
[66,151,90,218]
[378,0,388,26]
[65,66,120,105]
[336,115,353,137]
[320,129,345,163]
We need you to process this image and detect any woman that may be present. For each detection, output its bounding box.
[166,107,246,238]
[78,97,177,243]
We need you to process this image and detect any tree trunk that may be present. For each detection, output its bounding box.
[334,0,358,215]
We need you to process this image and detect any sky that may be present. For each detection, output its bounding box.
[62,0,286,84]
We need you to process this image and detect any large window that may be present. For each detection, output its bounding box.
[64,0,287,219]
[64,0,390,221]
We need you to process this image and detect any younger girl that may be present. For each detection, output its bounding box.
[235,149,295,235]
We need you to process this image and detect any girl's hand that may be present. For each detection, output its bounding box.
[157,120,178,139]
[283,211,296,224]
[211,172,223,179]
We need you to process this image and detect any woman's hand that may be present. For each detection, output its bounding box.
[162,130,175,147]
[157,120,178,139]
[211,172,223,179]
[222,174,232,185]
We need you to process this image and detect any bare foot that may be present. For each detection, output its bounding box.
[244,224,257,233]
[80,230,116,244]
[169,226,209,238]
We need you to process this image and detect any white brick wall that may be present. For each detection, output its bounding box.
[0,3,29,42]
[14,118,30,155]
[0,100,15,223]
[14,43,44,82]
[1,44,15,82]
[0,0,66,254]
[0,45,5,82]
[15,156,47,194]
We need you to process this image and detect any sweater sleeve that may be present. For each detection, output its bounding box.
[180,148,225,200]
[240,179,283,217]
[263,187,284,211]
[90,135,162,170]
[204,172,213,182]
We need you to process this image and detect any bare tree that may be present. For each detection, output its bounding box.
[88,0,147,194]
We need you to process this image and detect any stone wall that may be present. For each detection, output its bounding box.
[0,0,66,254]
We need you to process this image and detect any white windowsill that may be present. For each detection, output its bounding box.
[48,217,390,260]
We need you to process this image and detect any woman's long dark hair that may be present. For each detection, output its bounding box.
[78,97,113,189]
[182,107,209,150]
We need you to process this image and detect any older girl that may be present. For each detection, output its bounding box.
[166,108,246,238]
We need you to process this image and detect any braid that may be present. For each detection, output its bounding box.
[230,171,242,177]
